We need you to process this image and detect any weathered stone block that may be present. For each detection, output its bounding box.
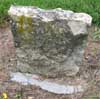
[8,5,92,77]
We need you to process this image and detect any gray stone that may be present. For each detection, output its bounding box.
[8,5,92,77]
[10,72,84,94]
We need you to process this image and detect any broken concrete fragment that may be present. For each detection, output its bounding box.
[10,72,84,94]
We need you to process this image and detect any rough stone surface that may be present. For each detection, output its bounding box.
[8,6,92,77]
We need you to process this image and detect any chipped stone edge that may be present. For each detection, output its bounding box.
[8,5,92,26]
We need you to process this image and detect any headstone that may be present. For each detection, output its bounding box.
[8,6,92,77]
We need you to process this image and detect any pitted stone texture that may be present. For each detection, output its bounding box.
[8,6,92,77]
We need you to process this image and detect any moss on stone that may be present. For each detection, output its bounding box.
[25,16,33,33]
[17,15,33,33]
[17,15,24,33]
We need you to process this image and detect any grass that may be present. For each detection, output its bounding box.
[93,29,100,41]
[0,0,100,26]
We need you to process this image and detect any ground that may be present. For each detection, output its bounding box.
[0,25,100,99]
